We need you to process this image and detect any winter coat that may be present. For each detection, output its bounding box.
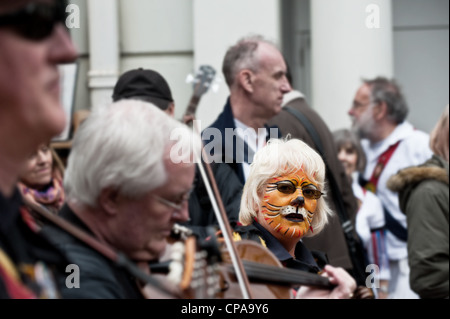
[387,155,449,298]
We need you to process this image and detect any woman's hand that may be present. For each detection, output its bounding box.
[296,265,357,299]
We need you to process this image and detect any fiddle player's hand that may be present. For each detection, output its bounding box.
[296,265,356,299]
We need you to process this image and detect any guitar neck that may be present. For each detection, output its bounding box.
[184,95,201,118]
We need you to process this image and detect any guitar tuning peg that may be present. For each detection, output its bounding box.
[211,83,220,93]
[185,74,195,84]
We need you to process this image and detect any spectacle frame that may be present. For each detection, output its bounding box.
[274,181,323,200]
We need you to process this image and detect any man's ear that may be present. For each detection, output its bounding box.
[98,187,121,216]
[166,102,175,117]
[238,69,254,93]
[373,101,388,120]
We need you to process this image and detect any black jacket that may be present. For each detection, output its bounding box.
[0,188,70,298]
[183,161,243,239]
[204,97,282,184]
[233,222,328,274]
[42,204,145,299]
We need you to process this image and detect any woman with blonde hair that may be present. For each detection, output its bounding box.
[234,138,357,299]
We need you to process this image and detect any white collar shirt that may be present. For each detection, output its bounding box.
[233,118,267,181]
[361,121,433,260]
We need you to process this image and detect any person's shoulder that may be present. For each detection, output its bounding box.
[203,112,228,145]
[406,129,430,144]
[233,223,264,243]
[41,220,117,279]
[53,237,126,298]
[399,122,430,145]
[409,170,448,199]
[394,124,433,160]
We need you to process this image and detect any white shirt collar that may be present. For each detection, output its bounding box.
[233,118,268,152]
[282,90,305,106]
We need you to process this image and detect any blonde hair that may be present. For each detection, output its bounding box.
[429,105,449,162]
[239,138,332,237]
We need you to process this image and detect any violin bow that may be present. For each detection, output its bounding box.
[183,65,254,299]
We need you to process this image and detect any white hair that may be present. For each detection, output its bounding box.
[239,138,332,237]
[64,99,198,208]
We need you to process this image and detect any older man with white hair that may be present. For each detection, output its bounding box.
[45,99,199,298]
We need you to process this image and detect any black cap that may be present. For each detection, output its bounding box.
[112,68,174,110]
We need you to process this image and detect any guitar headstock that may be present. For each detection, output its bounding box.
[188,65,217,99]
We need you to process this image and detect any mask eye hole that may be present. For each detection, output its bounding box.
[302,188,324,200]
[276,181,296,194]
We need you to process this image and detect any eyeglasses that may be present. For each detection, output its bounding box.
[274,181,323,200]
[0,1,67,41]
[152,189,192,211]
[351,101,373,110]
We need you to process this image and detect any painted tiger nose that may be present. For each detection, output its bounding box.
[290,196,305,207]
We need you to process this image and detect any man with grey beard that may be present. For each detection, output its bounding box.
[348,77,432,299]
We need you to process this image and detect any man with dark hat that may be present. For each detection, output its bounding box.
[112,68,175,116]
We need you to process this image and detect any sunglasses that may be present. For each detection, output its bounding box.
[0,1,68,41]
[274,181,324,200]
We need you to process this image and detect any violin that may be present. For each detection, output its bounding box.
[177,65,345,300]
[147,224,223,299]
[149,227,335,299]
[182,65,255,299]
[25,198,185,299]
[218,240,334,299]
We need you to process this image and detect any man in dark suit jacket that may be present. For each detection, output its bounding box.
[204,35,290,184]
[268,78,368,286]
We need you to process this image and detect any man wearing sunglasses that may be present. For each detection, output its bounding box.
[235,138,357,298]
[0,0,78,298]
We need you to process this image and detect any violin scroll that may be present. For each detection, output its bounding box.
[151,226,223,299]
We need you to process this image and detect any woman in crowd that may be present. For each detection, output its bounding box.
[387,105,449,299]
[235,138,356,299]
[333,129,390,298]
[17,143,66,227]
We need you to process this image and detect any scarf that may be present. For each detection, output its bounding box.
[18,167,65,215]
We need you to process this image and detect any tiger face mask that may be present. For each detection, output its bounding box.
[257,169,322,243]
